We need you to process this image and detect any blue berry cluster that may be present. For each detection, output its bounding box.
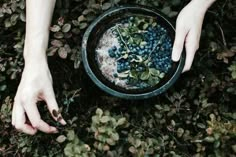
[107,16,173,88]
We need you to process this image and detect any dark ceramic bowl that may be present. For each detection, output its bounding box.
[82,5,185,99]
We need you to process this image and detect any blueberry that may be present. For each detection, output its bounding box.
[137,67,141,71]
[115,54,120,58]
[117,49,121,54]
[128,55,133,59]
[108,48,113,53]
[112,46,117,51]
[117,68,122,73]
[144,34,148,38]
[148,27,152,31]
[121,58,126,63]
[138,50,143,55]
[108,49,116,57]
[119,47,124,52]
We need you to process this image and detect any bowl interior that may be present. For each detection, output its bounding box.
[84,6,184,95]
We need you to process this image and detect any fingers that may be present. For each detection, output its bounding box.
[183,29,200,72]
[23,100,58,133]
[13,101,37,135]
[182,48,195,72]
[13,94,59,134]
[12,88,66,135]
[172,19,188,62]
[21,124,38,135]
[11,100,16,126]
[44,88,66,125]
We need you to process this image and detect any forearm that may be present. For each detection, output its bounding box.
[191,0,216,12]
[24,0,56,63]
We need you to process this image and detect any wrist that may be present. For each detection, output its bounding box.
[23,36,49,65]
[23,48,48,66]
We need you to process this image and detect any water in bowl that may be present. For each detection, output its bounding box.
[95,15,173,90]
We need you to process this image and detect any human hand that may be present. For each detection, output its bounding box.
[12,57,66,135]
[172,0,216,72]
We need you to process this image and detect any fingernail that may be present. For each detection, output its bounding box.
[172,54,180,62]
[57,116,66,125]
[61,119,67,125]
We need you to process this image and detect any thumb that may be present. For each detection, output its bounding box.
[44,88,67,125]
[172,22,188,62]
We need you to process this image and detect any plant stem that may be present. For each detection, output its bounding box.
[114,24,131,53]
[216,22,227,47]
[147,34,166,61]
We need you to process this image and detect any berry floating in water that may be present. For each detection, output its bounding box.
[96,15,173,89]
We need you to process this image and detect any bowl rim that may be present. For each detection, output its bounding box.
[82,5,186,99]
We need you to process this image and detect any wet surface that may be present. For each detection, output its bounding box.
[95,16,173,90]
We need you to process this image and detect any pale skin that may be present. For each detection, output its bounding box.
[12,0,216,135]
[12,0,66,135]
[172,0,216,72]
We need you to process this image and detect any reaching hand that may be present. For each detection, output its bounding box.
[172,0,215,72]
[12,59,66,135]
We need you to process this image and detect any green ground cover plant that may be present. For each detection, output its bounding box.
[0,0,235,156]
